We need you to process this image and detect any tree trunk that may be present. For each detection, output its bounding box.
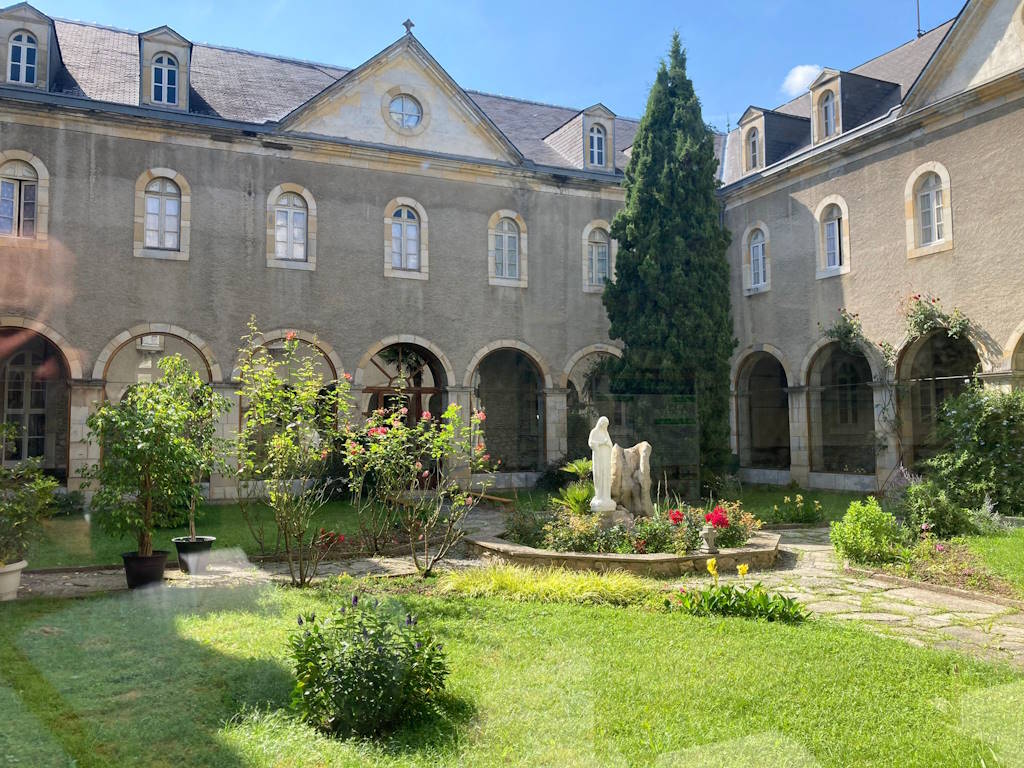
[139,472,154,557]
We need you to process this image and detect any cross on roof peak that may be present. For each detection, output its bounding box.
[402,19,414,35]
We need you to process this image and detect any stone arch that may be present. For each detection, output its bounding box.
[561,343,622,388]
[800,335,885,387]
[231,328,341,381]
[733,348,792,470]
[0,315,81,379]
[463,340,553,390]
[731,343,795,393]
[93,323,222,382]
[355,335,454,390]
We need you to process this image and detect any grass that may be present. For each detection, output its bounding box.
[26,500,362,569]
[734,486,865,524]
[1,578,1023,767]
[962,527,1024,597]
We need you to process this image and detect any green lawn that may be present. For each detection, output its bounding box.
[1,580,1021,767]
[26,501,362,569]
[734,486,865,524]
[963,527,1024,597]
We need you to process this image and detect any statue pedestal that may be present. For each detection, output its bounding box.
[590,498,617,514]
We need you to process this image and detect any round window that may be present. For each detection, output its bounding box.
[388,94,422,128]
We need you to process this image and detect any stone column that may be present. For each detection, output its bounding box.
[787,385,810,486]
[66,381,104,492]
[208,383,239,502]
[447,385,474,486]
[542,387,569,467]
[872,379,899,490]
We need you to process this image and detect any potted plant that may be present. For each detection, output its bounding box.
[167,359,231,574]
[84,355,227,588]
[0,424,58,600]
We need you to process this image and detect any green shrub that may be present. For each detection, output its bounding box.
[288,595,448,738]
[505,504,554,548]
[926,382,1024,515]
[902,480,979,538]
[668,582,807,623]
[831,497,906,565]
[51,490,86,517]
[0,451,57,566]
[550,480,594,517]
[437,563,655,606]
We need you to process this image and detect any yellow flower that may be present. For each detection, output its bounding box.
[783,496,791,504]
[706,558,717,576]
[795,494,803,503]
[737,563,749,578]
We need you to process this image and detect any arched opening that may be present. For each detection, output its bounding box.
[900,333,979,466]
[104,333,212,402]
[808,343,876,475]
[0,328,70,481]
[566,352,621,460]
[362,343,446,426]
[736,353,790,470]
[472,349,543,471]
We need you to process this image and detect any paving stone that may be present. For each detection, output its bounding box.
[880,587,1006,614]
[805,599,864,614]
[831,612,911,624]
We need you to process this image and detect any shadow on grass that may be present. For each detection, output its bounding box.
[374,690,477,756]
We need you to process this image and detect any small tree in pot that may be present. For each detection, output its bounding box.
[0,423,58,600]
[84,355,224,588]
[163,356,232,573]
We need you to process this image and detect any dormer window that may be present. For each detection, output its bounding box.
[7,31,36,85]
[747,128,759,170]
[151,53,178,105]
[821,91,836,138]
[589,125,606,166]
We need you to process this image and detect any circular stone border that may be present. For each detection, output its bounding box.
[463,531,781,578]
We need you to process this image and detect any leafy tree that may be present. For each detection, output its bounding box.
[602,33,735,478]
[84,355,229,557]
[235,320,352,586]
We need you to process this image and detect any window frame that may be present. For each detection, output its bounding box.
[589,124,606,167]
[823,206,842,269]
[383,197,429,280]
[150,52,178,106]
[134,167,190,261]
[488,209,528,288]
[7,30,37,86]
[916,174,945,246]
[581,220,615,293]
[588,229,610,286]
[143,177,181,251]
[388,94,422,129]
[814,195,851,279]
[904,162,953,259]
[494,217,519,280]
[747,127,759,170]
[749,229,766,288]
[265,183,317,271]
[0,170,37,238]
[273,192,308,262]
[390,206,420,272]
[821,90,836,138]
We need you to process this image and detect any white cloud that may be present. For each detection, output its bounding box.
[780,64,823,98]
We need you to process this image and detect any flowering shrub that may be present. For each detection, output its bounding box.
[831,497,906,565]
[668,581,807,623]
[767,494,823,525]
[344,401,493,575]
[289,594,448,737]
[710,500,762,548]
[903,293,970,341]
[705,506,728,529]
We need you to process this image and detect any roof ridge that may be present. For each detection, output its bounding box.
[466,89,640,123]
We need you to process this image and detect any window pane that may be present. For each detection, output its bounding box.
[10,45,20,64]
[22,184,35,203]
[167,69,176,86]
[146,196,160,214]
[9,62,19,81]
[27,438,44,458]
[405,209,416,221]
[167,86,176,104]
[164,198,179,216]
[275,241,287,259]
[163,231,178,250]
[154,84,163,102]
[26,47,35,66]
[292,241,305,261]
[146,211,159,230]
[7,372,23,409]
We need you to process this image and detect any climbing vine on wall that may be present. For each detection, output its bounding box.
[819,308,896,371]
[903,293,970,342]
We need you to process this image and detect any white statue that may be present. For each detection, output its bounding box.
[589,417,616,513]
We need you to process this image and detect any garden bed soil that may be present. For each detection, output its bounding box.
[464,531,781,578]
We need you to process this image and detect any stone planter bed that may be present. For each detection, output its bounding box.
[464,531,781,578]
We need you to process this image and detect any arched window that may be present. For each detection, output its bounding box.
[916,172,945,246]
[749,229,766,288]
[587,228,610,286]
[152,53,178,105]
[821,91,836,138]
[391,206,420,271]
[0,160,37,238]
[589,125,606,166]
[747,128,759,170]
[823,204,843,268]
[3,350,45,460]
[274,192,307,261]
[494,217,519,279]
[7,31,36,85]
[143,178,181,250]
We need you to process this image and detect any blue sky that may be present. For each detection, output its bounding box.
[42,0,965,129]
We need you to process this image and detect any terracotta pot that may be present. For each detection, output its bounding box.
[171,536,216,574]
[0,559,28,601]
[121,551,169,589]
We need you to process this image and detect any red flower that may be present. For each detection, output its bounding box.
[342,372,353,381]
[476,411,487,422]
[705,506,729,528]
[668,509,684,525]
[285,331,297,341]
[421,410,431,420]
[400,406,408,415]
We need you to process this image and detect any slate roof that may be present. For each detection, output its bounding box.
[720,20,955,186]
[41,18,638,173]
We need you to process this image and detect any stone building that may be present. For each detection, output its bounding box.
[0,2,632,491]
[722,0,1024,491]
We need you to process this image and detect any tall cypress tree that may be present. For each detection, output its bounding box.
[603,33,735,479]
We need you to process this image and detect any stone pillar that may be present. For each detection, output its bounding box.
[208,383,239,502]
[734,390,752,467]
[543,387,568,467]
[448,385,474,486]
[66,381,104,492]
[872,379,899,490]
[787,385,810,486]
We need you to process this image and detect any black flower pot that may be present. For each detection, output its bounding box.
[121,551,169,589]
[171,536,216,574]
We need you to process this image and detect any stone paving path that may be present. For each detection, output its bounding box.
[14,515,1024,669]
[698,527,1024,668]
